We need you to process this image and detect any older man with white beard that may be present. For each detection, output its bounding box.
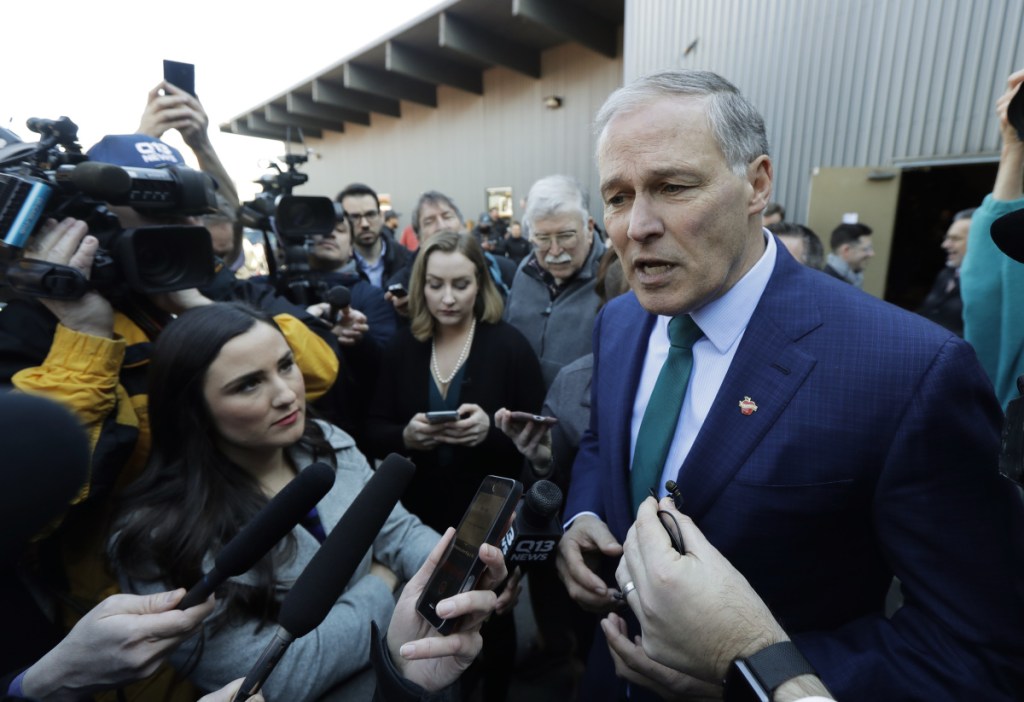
[504,175,606,387]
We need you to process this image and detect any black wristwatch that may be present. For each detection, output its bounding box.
[723,641,817,702]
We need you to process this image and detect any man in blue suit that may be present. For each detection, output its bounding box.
[556,70,1024,701]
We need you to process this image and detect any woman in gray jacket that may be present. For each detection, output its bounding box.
[110,302,440,702]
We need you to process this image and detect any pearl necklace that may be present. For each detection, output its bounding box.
[432,318,476,385]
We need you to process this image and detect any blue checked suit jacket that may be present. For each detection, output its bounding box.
[566,243,1024,701]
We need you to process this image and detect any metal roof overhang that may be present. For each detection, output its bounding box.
[222,0,624,142]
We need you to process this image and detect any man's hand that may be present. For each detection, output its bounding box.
[436,403,489,447]
[384,290,410,317]
[22,589,214,702]
[555,514,623,612]
[386,527,506,692]
[306,302,369,346]
[602,611,721,701]
[494,408,553,473]
[138,81,210,151]
[29,218,114,338]
[616,498,787,683]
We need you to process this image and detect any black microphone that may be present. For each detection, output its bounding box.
[500,480,564,569]
[55,161,216,215]
[177,462,335,610]
[325,285,351,325]
[0,394,90,563]
[234,453,417,700]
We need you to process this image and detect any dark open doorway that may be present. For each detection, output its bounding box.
[884,162,997,310]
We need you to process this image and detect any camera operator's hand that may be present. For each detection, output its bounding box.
[306,302,369,346]
[29,218,114,339]
[384,290,410,318]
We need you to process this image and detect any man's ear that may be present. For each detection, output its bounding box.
[747,156,773,215]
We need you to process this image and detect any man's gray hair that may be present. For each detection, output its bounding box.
[594,70,769,176]
[412,190,463,234]
[523,175,589,232]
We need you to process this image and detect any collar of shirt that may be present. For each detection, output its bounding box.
[355,236,388,287]
[632,230,778,493]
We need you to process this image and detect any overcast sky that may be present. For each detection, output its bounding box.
[3,0,438,199]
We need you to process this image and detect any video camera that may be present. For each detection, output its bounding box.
[0,117,217,300]
[238,150,336,305]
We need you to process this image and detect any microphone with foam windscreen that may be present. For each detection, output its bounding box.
[0,394,90,563]
[177,462,335,610]
[234,453,417,700]
[325,285,351,325]
[500,480,564,570]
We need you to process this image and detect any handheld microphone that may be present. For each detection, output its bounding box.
[177,462,335,610]
[500,480,563,569]
[325,285,351,325]
[234,453,417,700]
[0,394,90,563]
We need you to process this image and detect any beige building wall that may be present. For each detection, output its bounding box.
[297,38,623,229]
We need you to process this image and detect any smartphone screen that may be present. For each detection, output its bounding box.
[163,60,196,97]
[507,411,559,426]
[416,475,522,633]
[425,411,460,424]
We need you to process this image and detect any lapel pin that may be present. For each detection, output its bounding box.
[738,396,758,415]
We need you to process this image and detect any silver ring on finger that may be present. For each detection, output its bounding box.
[622,580,637,598]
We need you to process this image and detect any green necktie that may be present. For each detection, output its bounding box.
[630,315,703,515]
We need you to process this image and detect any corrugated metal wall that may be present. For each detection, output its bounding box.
[624,0,1024,221]
[299,40,622,226]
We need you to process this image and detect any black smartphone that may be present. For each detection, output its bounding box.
[507,410,559,426]
[387,283,409,298]
[425,410,460,424]
[416,475,523,634]
[163,59,196,97]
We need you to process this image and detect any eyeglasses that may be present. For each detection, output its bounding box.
[532,230,578,251]
[346,209,380,223]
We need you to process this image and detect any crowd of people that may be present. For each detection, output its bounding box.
[2,61,1023,702]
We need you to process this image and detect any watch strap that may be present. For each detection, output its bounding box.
[743,641,817,694]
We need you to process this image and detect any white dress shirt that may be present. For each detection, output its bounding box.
[630,231,777,496]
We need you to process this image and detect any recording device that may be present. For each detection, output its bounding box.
[507,411,559,426]
[177,462,335,610]
[386,283,408,298]
[0,116,216,300]
[425,410,461,424]
[163,60,196,97]
[325,285,351,325]
[416,475,522,634]
[235,453,416,700]
[499,479,563,569]
[236,150,335,306]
